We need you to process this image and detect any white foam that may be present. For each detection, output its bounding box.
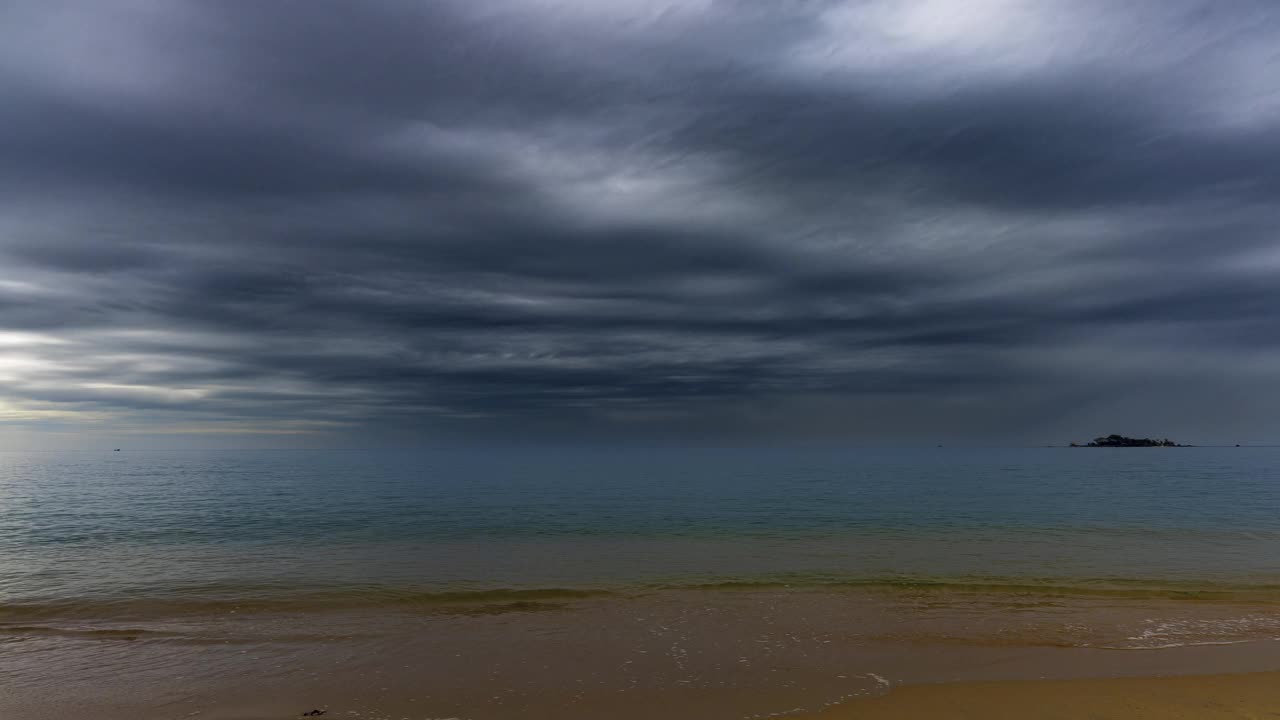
[1095,639,1263,650]
[740,672,894,719]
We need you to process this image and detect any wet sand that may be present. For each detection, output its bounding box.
[5,587,1280,719]
[72,665,1280,720]
[810,671,1280,719]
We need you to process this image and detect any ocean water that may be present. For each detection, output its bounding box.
[4,447,1280,719]
[3,447,1279,607]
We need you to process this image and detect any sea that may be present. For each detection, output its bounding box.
[3,447,1280,719]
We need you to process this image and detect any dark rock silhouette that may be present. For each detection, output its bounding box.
[1079,434,1187,447]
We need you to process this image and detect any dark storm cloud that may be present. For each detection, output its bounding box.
[2,0,1280,446]
[674,79,1280,212]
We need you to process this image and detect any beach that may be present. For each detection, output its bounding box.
[89,671,1280,720]
[813,671,1280,720]
[3,448,1279,718]
[4,584,1280,719]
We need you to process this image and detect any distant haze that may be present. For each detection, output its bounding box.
[2,1,1280,448]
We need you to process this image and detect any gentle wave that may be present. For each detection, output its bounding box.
[0,586,615,621]
[1094,639,1268,650]
[0,624,378,646]
[0,626,163,640]
[651,574,1280,602]
[5,575,1279,623]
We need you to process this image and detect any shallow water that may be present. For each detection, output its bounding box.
[4,447,1280,602]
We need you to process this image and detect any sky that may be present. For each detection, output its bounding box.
[2,0,1280,449]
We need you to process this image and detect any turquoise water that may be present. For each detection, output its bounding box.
[3,447,1280,610]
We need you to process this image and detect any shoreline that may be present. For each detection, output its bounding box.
[7,571,1280,615]
[808,669,1280,719]
[46,663,1280,720]
[5,586,1279,719]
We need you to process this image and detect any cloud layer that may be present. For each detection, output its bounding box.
[3,0,1280,446]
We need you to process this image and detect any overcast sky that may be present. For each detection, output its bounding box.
[2,0,1279,448]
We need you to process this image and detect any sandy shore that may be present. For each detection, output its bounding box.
[6,587,1279,719]
[107,670,1280,720]
[809,671,1280,720]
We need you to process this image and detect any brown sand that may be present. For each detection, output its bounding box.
[125,671,1280,720]
[7,588,1279,719]
[809,671,1280,720]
